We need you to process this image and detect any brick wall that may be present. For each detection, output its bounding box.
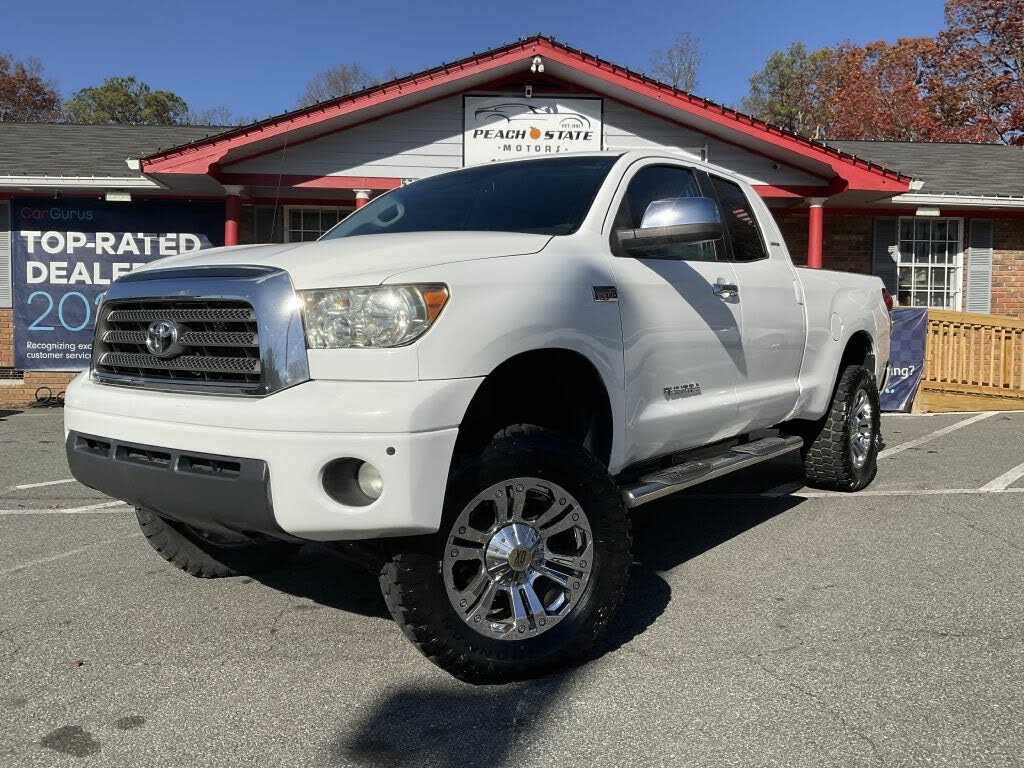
[771,211,873,274]
[0,309,77,408]
[992,218,1024,318]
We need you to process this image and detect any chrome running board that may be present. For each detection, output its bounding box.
[621,435,804,508]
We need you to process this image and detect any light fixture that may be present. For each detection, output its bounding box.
[105,191,132,203]
[530,56,545,74]
[915,206,940,217]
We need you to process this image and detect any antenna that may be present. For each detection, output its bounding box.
[268,132,290,243]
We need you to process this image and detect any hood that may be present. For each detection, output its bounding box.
[135,231,552,288]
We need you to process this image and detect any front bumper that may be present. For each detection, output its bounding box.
[67,431,287,541]
[64,373,481,541]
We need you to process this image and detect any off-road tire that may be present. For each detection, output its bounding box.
[379,425,632,684]
[801,365,881,492]
[136,507,300,578]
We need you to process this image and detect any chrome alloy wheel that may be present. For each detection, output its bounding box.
[443,477,594,641]
[849,388,875,469]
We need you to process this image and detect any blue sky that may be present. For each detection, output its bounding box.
[5,0,946,120]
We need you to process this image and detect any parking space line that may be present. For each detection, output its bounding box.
[877,412,996,459]
[980,460,1024,492]
[0,501,128,516]
[0,535,139,577]
[8,478,77,491]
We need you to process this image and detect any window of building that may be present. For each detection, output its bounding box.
[708,176,768,262]
[284,206,354,242]
[896,217,963,309]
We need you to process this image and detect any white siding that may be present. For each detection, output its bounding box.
[230,96,466,179]
[602,101,822,187]
[229,94,823,188]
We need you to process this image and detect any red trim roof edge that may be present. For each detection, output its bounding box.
[140,35,911,189]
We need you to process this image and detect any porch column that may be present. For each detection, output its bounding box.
[224,185,244,246]
[354,189,372,209]
[806,197,826,269]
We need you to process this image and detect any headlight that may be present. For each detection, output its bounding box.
[299,284,448,349]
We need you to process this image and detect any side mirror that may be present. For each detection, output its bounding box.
[615,197,724,258]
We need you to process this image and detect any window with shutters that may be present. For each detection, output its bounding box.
[895,217,963,310]
[284,206,354,242]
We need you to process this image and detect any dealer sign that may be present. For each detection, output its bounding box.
[464,96,602,165]
[11,199,222,371]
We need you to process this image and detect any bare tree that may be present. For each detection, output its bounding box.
[184,104,254,126]
[650,33,704,92]
[299,63,374,107]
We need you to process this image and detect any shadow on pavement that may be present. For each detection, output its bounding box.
[255,546,391,620]
[0,410,22,421]
[324,494,803,768]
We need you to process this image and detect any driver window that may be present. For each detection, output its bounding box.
[613,165,718,261]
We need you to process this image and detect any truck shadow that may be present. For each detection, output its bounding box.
[315,493,803,768]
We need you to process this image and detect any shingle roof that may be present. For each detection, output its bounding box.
[828,140,1024,198]
[0,124,226,178]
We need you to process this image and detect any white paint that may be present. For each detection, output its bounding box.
[0,501,127,515]
[9,478,77,491]
[877,412,995,458]
[979,460,1024,492]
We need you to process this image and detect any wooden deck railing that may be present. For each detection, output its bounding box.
[918,309,1024,410]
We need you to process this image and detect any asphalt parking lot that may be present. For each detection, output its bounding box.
[1,408,1022,768]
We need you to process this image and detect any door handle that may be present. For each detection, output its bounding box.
[713,281,739,299]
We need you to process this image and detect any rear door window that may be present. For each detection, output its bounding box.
[709,176,768,262]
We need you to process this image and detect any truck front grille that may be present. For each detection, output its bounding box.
[93,299,262,388]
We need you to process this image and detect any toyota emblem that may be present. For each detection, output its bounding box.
[146,320,182,358]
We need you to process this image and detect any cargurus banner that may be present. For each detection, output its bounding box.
[12,199,223,370]
[880,307,929,412]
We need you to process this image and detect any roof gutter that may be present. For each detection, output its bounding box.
[890,192,1024,210]
[0,174,163,190]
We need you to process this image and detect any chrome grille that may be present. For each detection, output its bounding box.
[93,299,262,387]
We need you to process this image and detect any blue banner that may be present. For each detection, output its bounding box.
[11,199,223,370]
[880,307,929,412]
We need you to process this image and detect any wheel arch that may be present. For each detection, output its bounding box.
[451,347,615,470]
[840,329,876,373]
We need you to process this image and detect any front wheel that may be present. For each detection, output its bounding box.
[136,508,300,578]
[800,365,881,492]
[379,425,632,684]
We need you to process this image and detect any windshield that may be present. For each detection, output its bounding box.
[321,155,619,239]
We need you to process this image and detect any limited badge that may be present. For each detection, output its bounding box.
[592,286,618,302]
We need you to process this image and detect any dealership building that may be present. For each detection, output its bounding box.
[2,35,1023,405]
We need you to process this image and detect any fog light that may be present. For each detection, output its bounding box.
[357,462,383,500]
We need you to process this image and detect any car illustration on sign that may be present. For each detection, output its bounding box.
[474,103,592,130]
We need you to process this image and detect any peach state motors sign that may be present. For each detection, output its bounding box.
[463,96,602,165]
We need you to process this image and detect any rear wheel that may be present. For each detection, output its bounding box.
[379,425,631,683]
[136,507,300,578]
[800,365,881,492]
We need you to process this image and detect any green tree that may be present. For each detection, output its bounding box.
[741,42,831,137]
[0,52,62,122]
[66,76,188,125]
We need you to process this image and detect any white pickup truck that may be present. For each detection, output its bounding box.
[65,151,891,682]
